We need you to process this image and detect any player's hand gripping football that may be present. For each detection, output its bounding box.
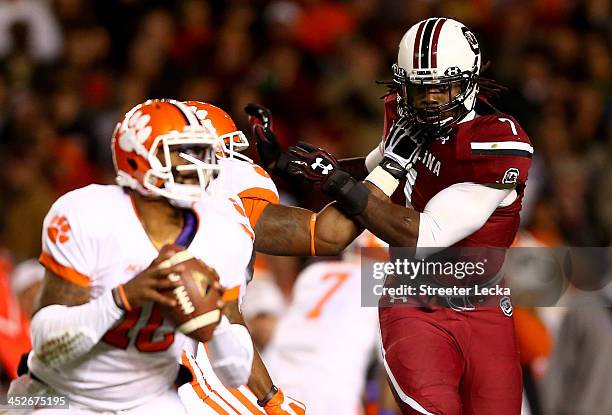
[262,388,306,415]
[380,115,428,178]
[118,244,187,309]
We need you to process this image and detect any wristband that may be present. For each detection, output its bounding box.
[257,384,279,407]
[322,170,370,216]
[309,214,317,256]
[112,284,132,312]
[379,157,408,180]
[365,166,400,197]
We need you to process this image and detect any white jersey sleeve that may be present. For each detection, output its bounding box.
[39,186,115,288]
[417,182,513,251]
[365,145,384,173]
[216,158,280,228]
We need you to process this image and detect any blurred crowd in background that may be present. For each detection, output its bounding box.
[0,0,610,414]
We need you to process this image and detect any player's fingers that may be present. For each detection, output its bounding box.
[211,280,223,292]
[146,289,177,307]
[155,277,182,290]
[148,264,186,278]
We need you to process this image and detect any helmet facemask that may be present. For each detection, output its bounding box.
[143,130,221,208]
[393,63,478,137]
[216,130,253,163]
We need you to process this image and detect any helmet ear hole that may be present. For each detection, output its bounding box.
[127,158,138,170]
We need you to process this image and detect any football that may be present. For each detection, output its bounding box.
[157,247,224,343]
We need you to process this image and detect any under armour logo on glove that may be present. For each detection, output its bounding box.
[284,142,339,184]
[310,157,334,175]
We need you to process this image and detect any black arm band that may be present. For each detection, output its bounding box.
[322,170,370,216]
[257,384,279,407]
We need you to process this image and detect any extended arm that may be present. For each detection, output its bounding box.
[354,181,513,248]
[253,202,362,256]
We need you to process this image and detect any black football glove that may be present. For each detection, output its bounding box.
[380,116,428,179]
[285,142,370,216]
[283,142,339,184]
[244,103,281,173]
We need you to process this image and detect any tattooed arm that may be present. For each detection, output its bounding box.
[253,203,363,256]
[34,271,90,313]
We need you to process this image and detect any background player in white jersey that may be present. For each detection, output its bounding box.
[263,232,381,415]
[7,99,257,413]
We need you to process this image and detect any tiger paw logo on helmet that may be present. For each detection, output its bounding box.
[47,215,71,244]
[117,110,152,155]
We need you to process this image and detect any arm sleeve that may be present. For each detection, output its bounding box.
[30,291,123,368]
[206,315,254,387]
[365,146,384,173]
[416,182,512,250]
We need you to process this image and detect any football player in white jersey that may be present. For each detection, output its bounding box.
[7,99,259,414]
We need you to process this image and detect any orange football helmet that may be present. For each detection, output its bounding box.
[183,100,252,163]
[111,99,221,206]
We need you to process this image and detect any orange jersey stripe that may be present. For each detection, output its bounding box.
[238,187,279,228]
[228,388,264,414]
[238,187,279,204]
[39,251,90,287]
[182,353,232,415]
[240,198,270,228]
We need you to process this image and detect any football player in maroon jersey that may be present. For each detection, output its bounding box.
[246,17,532,415]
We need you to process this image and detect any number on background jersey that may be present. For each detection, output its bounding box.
[498,117,518,136]
[306,272,349,319]
[102,305,174,352]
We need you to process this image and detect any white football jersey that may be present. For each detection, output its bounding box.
[31,183,254,411]
[179,157,279,415]
[263,261,379,415]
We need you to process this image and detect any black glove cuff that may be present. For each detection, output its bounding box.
[379,157,407,180]
[322,170,370,216]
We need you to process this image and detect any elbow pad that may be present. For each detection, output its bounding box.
[207,316,254,387]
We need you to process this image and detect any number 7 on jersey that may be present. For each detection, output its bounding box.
[306,272,349,319]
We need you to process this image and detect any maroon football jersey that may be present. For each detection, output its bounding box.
[382,93,533,248]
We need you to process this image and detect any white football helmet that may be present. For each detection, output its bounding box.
[394,17,481,129]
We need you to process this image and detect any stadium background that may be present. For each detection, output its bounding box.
[0,0,610,414]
